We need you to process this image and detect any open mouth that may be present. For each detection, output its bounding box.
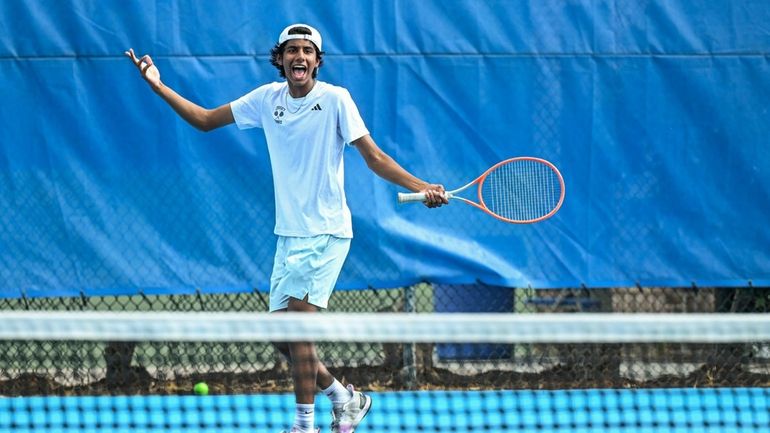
[290,64,308,81]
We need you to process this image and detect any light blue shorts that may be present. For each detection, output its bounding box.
[269,235,351,312]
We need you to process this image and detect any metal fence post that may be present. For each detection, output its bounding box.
[402,284,417,389]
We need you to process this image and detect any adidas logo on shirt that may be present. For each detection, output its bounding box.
[311,104,322,111]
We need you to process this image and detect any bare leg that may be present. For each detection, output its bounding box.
[277,296,335,403]
[274,340,335,390]
[276,296,371,433]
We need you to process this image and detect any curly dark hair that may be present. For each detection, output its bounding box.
[269,26,325,78]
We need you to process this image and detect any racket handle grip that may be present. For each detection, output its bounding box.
[397,192,427,204]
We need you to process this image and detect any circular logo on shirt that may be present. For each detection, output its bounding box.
[273,106,286,124]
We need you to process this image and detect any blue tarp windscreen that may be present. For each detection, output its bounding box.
[1,1,769,297]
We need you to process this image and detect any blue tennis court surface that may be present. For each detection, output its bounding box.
[2,388,768,433]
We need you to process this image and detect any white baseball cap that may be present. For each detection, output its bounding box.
[278,23,323,51]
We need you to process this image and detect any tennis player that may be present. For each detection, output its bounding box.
[126,23,446,433]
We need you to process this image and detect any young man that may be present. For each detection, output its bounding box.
[125,23,447,433]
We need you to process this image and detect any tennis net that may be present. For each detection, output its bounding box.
[1,311,769,432]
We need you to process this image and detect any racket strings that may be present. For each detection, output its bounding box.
[481,160,562,222]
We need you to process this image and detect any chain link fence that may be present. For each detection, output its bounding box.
[1,285,768,396]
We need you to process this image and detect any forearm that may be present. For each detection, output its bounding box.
[126,49,232,131]
[354,134,447,207]
[154,84,211,131]
[366,151,429,192]
[354,135,429,191]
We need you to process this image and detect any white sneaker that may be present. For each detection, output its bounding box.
[280,428,320,433]
[330,384,372,433]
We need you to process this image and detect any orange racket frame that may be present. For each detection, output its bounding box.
[397,157,565,224]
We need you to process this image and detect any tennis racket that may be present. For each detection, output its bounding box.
[398,157,565,224]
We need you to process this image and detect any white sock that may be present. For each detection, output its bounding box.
[322,379,352,406]
[294,403,315,432]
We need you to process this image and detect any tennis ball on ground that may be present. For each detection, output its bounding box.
[193,382,209,395]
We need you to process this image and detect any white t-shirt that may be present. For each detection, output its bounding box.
[230,81,369,238]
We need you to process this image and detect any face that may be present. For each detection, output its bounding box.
[279,39,320,91]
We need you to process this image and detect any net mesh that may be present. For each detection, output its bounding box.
[1,311,769,432]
